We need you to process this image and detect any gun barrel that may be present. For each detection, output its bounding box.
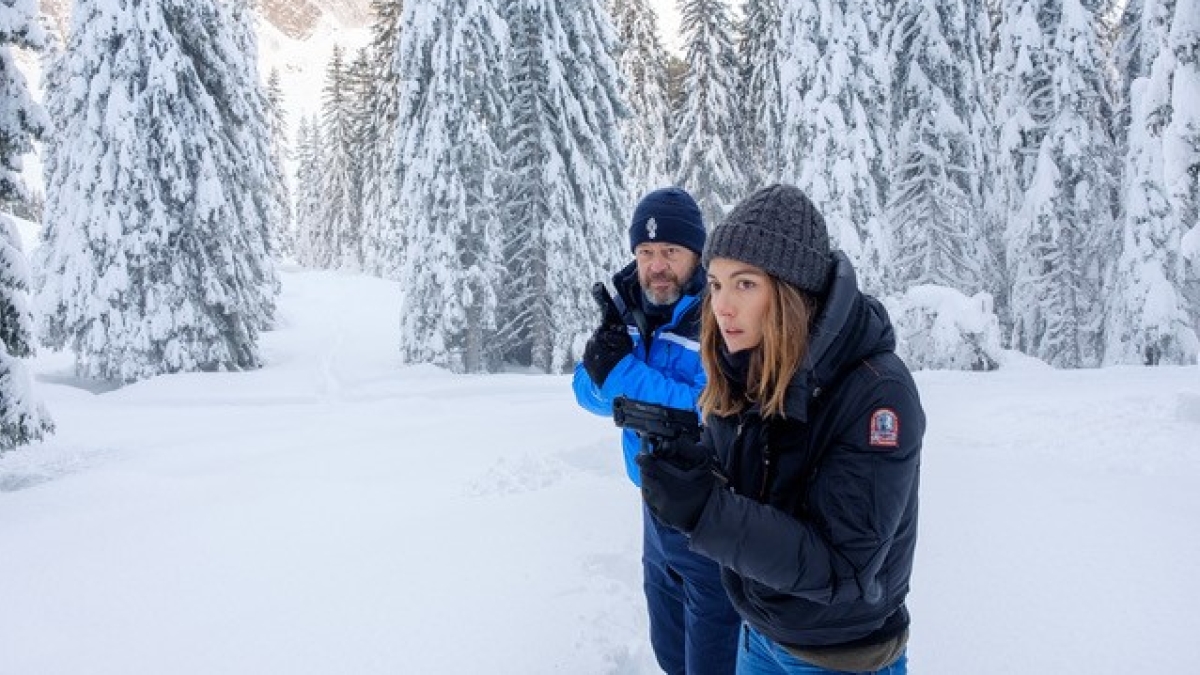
[612,396,700,442]
[591,282,610,308]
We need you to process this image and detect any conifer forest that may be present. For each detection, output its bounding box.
[1,0,1197,431]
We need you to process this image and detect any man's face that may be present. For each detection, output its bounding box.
[635,242,700,306]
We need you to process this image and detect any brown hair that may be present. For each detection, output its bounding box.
[698,276,818,419]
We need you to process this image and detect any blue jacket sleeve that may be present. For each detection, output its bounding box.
[572,361,614,416]
[572,349,706,416]
[689,376,923,605]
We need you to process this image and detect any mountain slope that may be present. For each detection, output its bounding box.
[259,0,371,39]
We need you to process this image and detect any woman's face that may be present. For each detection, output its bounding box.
[707,257,772,353]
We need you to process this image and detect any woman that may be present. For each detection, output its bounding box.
[637,184,924,674]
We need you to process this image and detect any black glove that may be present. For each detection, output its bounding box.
[636,438,718,533]
[583,323,632,385]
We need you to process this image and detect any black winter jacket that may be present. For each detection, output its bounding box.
[689,252,924,650]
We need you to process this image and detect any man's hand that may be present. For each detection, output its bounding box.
[636,438,718,533]
[583,324,632,386]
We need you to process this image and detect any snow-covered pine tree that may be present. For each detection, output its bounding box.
[989,0,1054,337]
[493,0,630,373]
[1114,0,1147,142]
[1,0,53,450]
[34,0,279,382]
[308,44,362,270]
[555,0,633,285]
[738,0,783,184]
[393,0,509,373]
[1164,0,1199,292]
[673,0,746,226]
[344,47,374,268]
[361,0,405,278]
[963,0,1003,313]
[495,1,555,371]
[1103,0,1200,364]
[886,0,990,296]
[0,0,46,215]
[215,0,283,329]
[0,216,53,450]
[665,52,688,112]
[610,0,673,193]
[266,68,294,258]
[777,0,891,293]
[1007,0,1117,367]
[292,116,325,266]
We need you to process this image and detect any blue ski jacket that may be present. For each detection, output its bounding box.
[573,261,707,486]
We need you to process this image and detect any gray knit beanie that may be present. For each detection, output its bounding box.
[702,184,832,295]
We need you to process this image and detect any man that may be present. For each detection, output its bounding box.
[573,187,739,675]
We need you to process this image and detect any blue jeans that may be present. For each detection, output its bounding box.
[736,625,907,675]
[643,505,741,675]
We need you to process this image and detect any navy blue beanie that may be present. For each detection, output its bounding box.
[628,187,706,255]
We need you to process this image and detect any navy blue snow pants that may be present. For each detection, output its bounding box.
[643,504,740,675]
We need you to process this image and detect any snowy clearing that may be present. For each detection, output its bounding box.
[1,268,1198,674]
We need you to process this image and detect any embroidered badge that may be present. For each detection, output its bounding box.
[868,408,900,448]
[646,217,658,239]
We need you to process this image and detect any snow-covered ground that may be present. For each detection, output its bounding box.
[2,227,1199,673]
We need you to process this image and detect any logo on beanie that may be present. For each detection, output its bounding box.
[646,217,658,240]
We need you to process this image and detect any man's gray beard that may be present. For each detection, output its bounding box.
[643,286,681,308]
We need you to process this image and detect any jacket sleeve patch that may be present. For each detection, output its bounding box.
[868,408,900,448]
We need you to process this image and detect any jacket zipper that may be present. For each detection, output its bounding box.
[741,413,771,501]
[724,415,745,495]
[744,413,772,502]
[759,440,772,501]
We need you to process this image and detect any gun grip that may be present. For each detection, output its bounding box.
[638,435,655,456]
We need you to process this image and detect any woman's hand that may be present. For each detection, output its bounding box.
[636,439,719,533]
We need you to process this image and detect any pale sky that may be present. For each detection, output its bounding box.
[647,1,745,57]
[646,0,684,55]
